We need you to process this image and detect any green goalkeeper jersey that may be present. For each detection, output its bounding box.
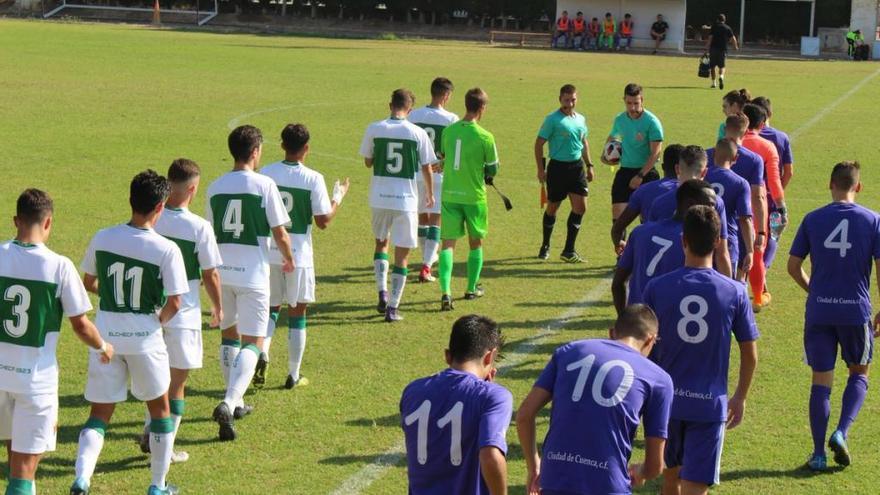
[440,120,499,205]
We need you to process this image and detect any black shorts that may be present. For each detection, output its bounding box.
[546,159,588,203]
[612,167,659,204]
[709,48,727,68]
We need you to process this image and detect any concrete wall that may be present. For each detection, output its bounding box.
[556,0,687,51]
[850,0,879,40]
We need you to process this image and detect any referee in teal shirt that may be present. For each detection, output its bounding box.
[604,83,664,238]
[535,83,595,263]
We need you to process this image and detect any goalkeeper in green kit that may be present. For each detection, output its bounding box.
[438,88,499,311]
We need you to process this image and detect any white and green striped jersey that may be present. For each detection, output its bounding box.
[0,241,92,394]
[409,105,460,172]
[359,117,436,212]
[260,161,332,268]
[206,170,290,288]
[154,207,222,331]
[81,224,189,354]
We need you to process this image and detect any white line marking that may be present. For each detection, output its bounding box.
[328,276,613,495]
[788,66,880,142]
[226,101,370,130]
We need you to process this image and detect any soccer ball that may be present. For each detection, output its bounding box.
[603,140,622,164]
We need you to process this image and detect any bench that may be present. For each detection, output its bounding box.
[489,30,552,47]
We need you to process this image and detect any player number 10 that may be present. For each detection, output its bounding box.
[566,354,635,407]
[404,399,464,466]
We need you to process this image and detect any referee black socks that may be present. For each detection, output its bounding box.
[564,212,583,253]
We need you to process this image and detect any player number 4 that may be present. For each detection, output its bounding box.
[404,399,464,466]
[566,354,635,407]
[3,285,31,338]
[222,199,245,239]
[823,219,852,258]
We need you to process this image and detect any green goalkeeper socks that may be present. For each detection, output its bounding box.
[466,247,483,293]
[439,248,453,295]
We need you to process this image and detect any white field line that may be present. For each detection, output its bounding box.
[328,276,613,495]
[226,101,370,130]
[788,66,880,142]
[328,62,880,495]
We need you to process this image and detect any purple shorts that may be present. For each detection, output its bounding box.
[804,323,874,372]
[665,420,725,486]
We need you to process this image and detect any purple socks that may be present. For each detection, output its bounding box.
[763,235,779,269]
[809,385,831,456]
[837,374,869,437]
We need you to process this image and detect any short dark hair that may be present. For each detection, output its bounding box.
[614,304,659,340]
[676,179,716,216]
[448,314,504,363]
[725,113,749,136]
[683,204,720,257]
[714,138,738,163]
[751,96,772,117]
[679,145,707,176]
[465,88,488,113]
[130,170,170,216]
[742,103,767,130]
[391,88,415,110]
[560,84,577,96]
[576,11,583,16]
[831,161,860,191]
[625,13,632,18]
[723,88,751,108]
[662,144,685,177]
[592,17,598,21]
[228,125,263,163]
[281,123,310,154]
[16,189,54,225]
[430,77,454,99]
[717,13,727,23]
[624,83,643,98]
[605,12,612,17]
[167,158,200,184]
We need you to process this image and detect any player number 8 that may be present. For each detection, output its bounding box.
[677,295,709,344]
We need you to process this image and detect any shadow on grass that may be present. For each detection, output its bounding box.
[723,465,847,481]
[344,413,400,428]
[37,455,146,478]
[318,451,405,466]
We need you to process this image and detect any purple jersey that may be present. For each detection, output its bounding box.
[759,126,793,167]
[643,267,759,422]
[618,218,685,304]
[707,145,764,187]
[535,339,673,495]
[789,202,880,326]
[401,368,513,495]
[626,177,678,221]
[646,188,729,240]
[706,167,752,263]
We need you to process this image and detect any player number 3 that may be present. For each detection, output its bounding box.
[404,399,464,466]
[3,285,31,338]
[677,295,709,344]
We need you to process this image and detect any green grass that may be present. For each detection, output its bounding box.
[1,18,880,494]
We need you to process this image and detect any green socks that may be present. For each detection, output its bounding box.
[5,478,33,495]
[439,248,454,295]
[466,247,483,293]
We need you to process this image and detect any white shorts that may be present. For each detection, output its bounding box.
[372,208,418,248]
[270,265,316,306]
[418,175,443,215]
[164,327,203,370]
[85,350,170,403]
[0,390,58,454]
[220,285,270,337]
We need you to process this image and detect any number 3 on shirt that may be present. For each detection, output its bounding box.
[404,400,464,466]
[3,285,31,338]
[823,219,852,258]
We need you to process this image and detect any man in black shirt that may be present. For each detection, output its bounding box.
[705,13,739,90]
[650,14,669,54]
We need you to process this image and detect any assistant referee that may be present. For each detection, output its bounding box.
[535,84,595,263]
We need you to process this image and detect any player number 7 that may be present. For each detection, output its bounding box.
[646,236,673,276]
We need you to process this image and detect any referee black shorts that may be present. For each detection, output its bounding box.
[546,158,588,203]
[612,167,659,204]
[709,48,727,68]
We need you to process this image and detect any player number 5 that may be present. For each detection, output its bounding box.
[823,219,852,258]
[387,142,404,174]
[3,285,31,338]
[404,399,464,466]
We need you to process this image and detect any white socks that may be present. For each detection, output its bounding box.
[374,255,389,292]
[423,238,439,267]
[74,420,106,482]
[289,328,307,381]
[223,344,259,411]
[389,267,408,308]
[220,339,240,385]
[149,417,176,489]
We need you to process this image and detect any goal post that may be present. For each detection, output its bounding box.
[42,0,218,26]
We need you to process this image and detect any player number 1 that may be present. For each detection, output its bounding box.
[3,285,31,338]
[452,139,462,171]
[823,219,852,258]
[566,354,635,407]
[403,399,464,466]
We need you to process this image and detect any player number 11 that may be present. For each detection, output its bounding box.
[404,399,464,466]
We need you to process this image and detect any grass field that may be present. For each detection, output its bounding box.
[2,18,880,494]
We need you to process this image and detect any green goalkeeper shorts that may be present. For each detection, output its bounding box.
[440,201,488,240]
